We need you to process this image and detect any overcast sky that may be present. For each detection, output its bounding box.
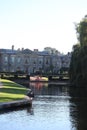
[0,0,87,54]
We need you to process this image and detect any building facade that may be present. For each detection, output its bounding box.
[0,46,71,74]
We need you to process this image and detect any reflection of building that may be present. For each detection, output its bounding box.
[30,82,42,88]
[0,45,71,74]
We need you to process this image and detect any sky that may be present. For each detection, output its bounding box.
[0,0,87,54]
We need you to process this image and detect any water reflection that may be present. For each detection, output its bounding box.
[1,82,87,130]
[26,106,34,115]
[29,82,87,130]
[29,82,69,96]
[0,106,34,115]
[69,86,87,130]
[29,82,48,90]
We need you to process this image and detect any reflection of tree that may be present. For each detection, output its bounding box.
[69,87,87,130]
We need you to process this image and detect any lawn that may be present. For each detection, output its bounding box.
[0,79,28,103]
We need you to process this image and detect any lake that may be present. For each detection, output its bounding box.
[0,82,87,130]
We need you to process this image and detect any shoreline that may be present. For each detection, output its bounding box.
[0,99,32,110]
[0,79,32,110]
[10,78,70,86]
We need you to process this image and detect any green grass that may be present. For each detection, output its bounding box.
[0,79,28,103]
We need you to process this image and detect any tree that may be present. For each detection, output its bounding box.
[75,15,87,47]
[69,15,87,86]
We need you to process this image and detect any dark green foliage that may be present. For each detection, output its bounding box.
[69,16,87,86]
[70,46,87,86]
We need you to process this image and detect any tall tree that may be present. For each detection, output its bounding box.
[76,15,87,47]
[69,15,87,86]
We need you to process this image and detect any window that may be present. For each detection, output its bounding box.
[11,56,15,63]
[46,60,49,64]
[17,57,21,63]
[4,56,8,62]
[33,61,36,64]
[39,61,41,64]
[25,59,28,64]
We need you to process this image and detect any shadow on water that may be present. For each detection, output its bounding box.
[0,105,34,115]
[69,86,87,130]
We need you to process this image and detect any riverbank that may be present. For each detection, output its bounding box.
[10,78,70,87]
[0,79,32,109]
[0,99,32,110]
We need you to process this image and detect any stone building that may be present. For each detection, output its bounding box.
[0,46,71,74]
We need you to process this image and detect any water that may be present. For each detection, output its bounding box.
[0,82,87,130]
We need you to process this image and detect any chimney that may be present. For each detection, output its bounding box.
[34,49,38,52]
[12,45,14,51]
[18,48,20,51]
[22,48,24,51]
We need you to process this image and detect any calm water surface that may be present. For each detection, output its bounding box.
[0,82,87,130]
